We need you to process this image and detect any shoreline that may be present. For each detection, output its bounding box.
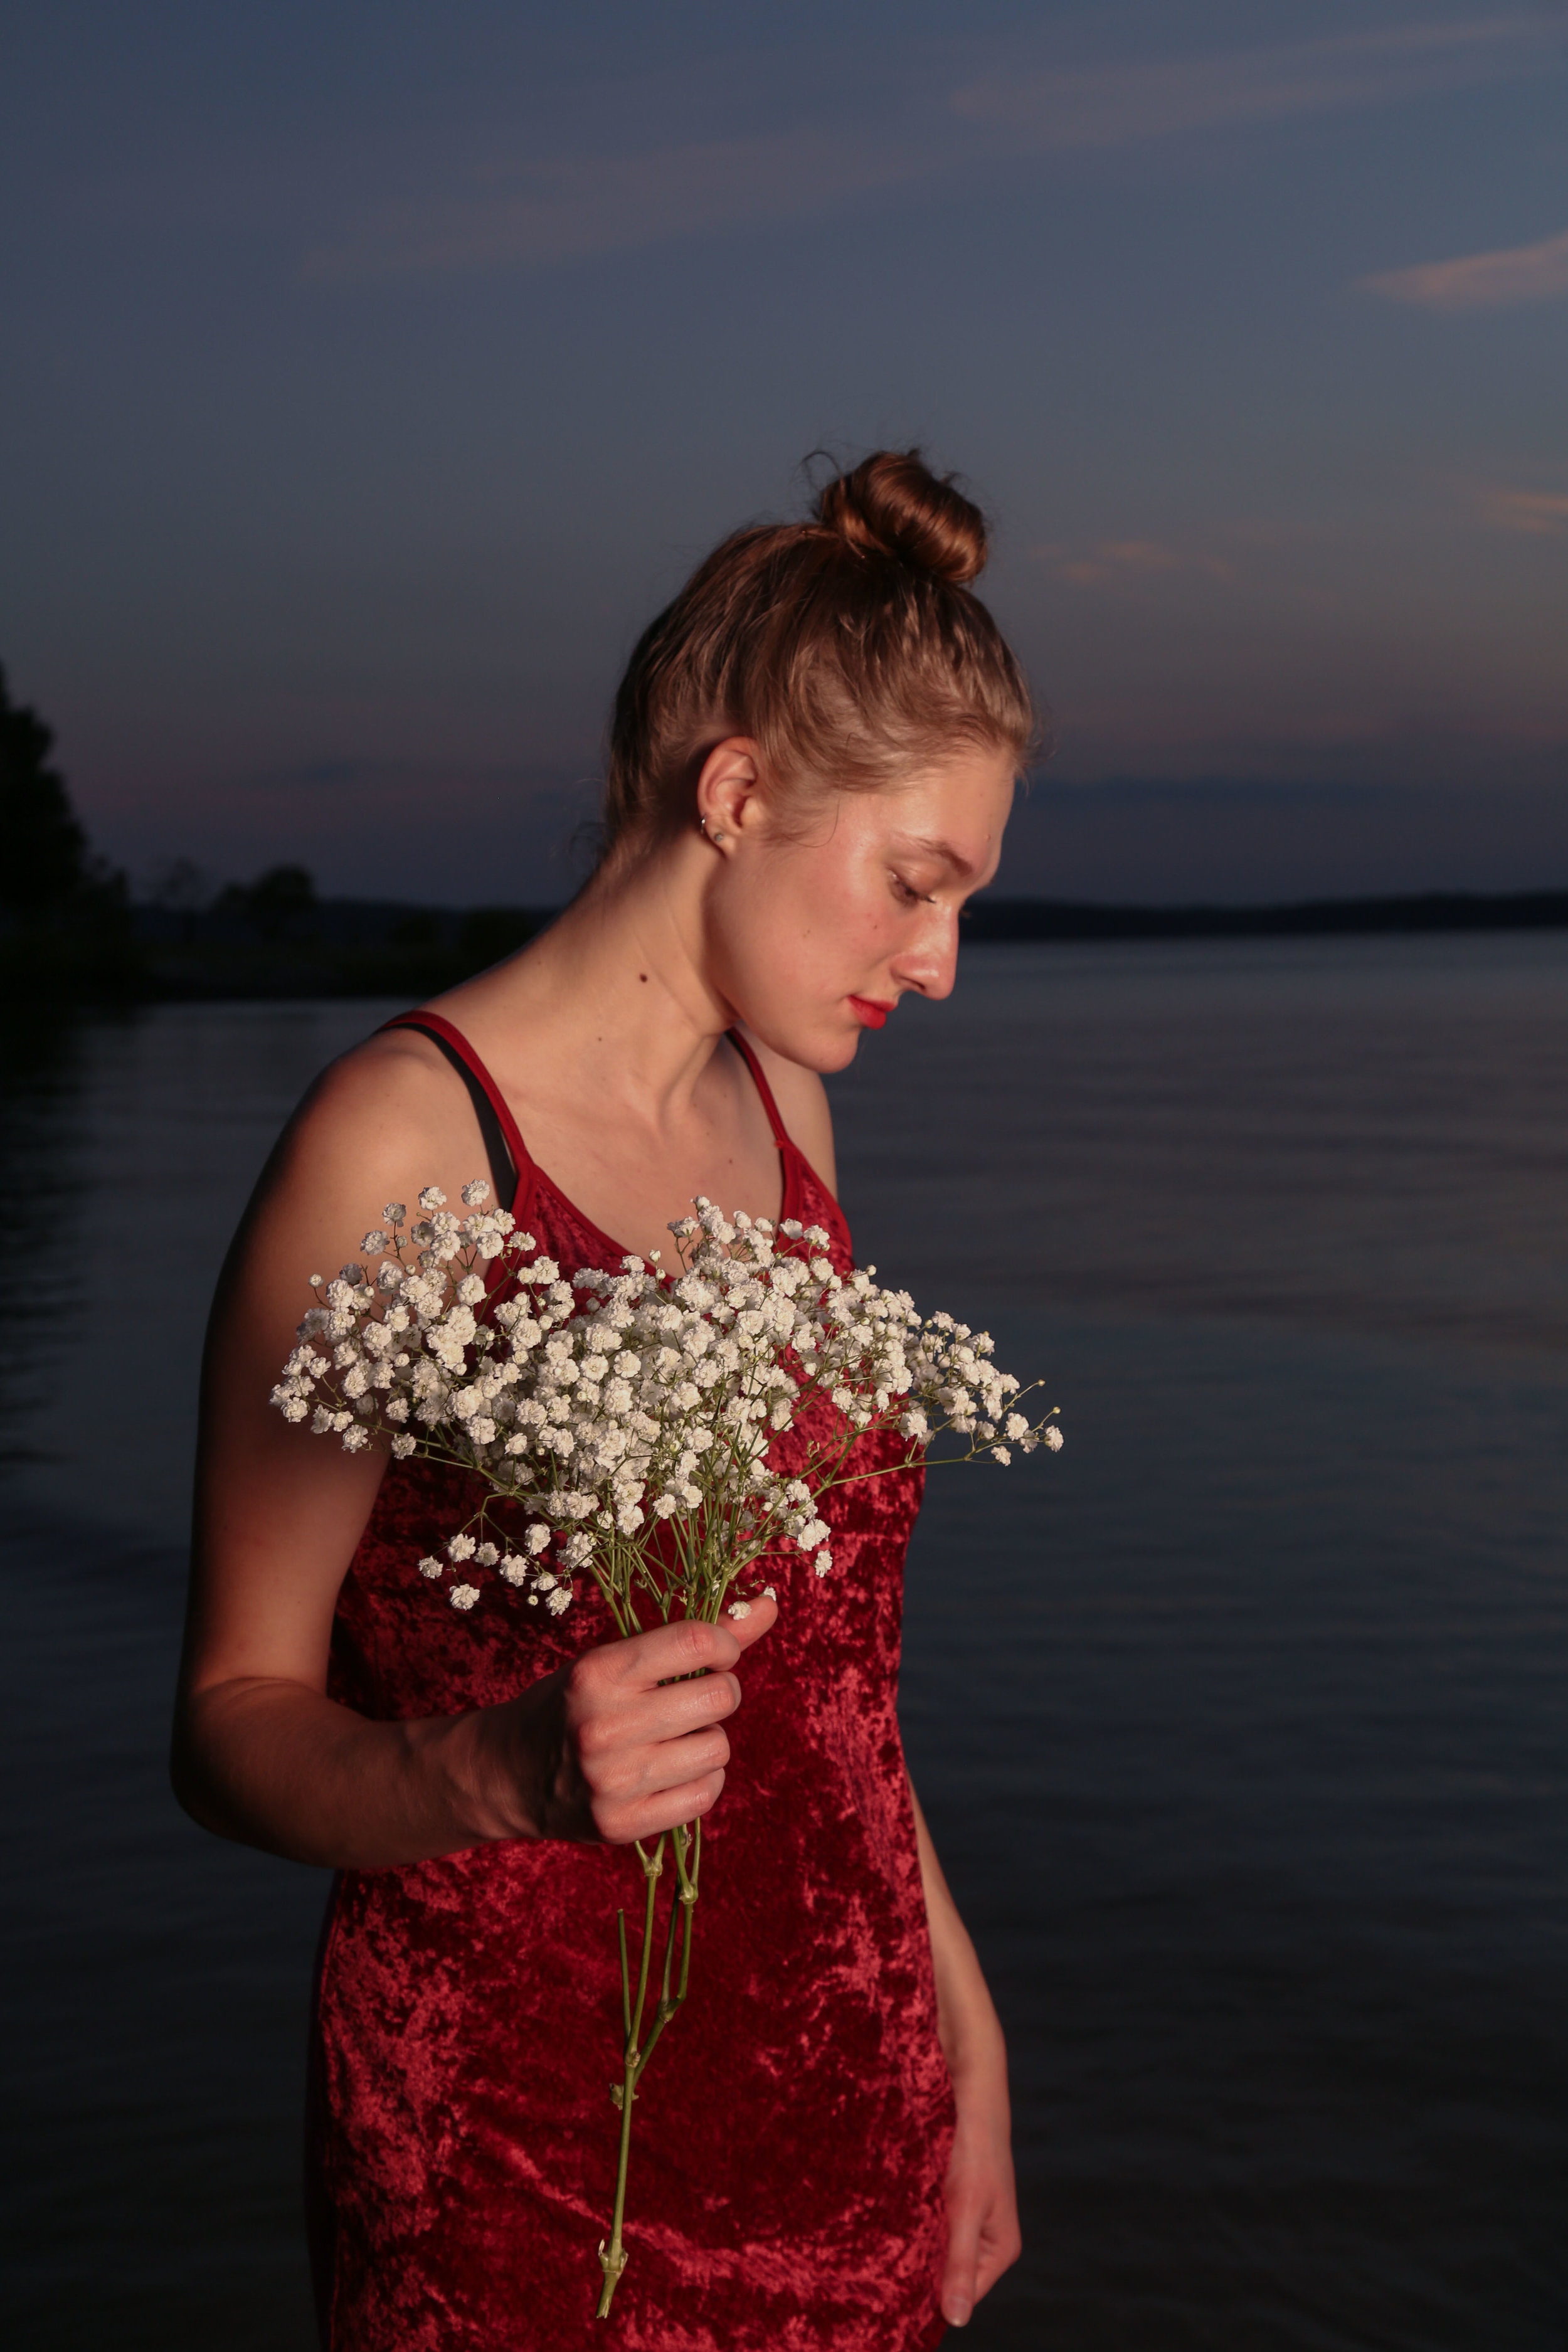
[5,887,1565,1006]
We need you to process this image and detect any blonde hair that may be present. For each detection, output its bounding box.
[598,450,1039,864]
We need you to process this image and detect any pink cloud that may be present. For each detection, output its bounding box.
[1032,539,1235,588]
[303,18,1565,282]
[953,17,1557,147]
[1475,486,1568,534]
[1361,225,1568,310]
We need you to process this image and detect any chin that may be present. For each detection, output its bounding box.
[807,1020,864,1075]
[746,1007,862,1075]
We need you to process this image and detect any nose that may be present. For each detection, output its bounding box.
[891,903,960,1002]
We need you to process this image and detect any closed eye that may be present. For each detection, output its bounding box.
[891,872,937,908]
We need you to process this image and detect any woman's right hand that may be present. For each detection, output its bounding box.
[174,1029,779,1873]
[479,1597,779,1846]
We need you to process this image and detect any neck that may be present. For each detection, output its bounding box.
[460,831,735,1131]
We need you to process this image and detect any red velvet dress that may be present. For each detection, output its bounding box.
[306,1018,955,2350]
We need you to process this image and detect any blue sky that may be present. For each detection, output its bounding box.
[3,1,1565,902]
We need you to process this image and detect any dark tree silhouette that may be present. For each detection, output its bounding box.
[0,665,88,913]
[215,862,319,941]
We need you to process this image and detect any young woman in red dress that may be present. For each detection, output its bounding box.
[174,450,1037,2350]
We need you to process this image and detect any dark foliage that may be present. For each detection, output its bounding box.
[962,891,1568,941]
[213,864,319,941]
[0,664,89,912]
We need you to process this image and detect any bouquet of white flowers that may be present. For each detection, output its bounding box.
[273,1181,1061,2316]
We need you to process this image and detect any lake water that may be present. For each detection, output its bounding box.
[2,936,1565,2349]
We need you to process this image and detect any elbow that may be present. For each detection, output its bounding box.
[168,1700,229,1840]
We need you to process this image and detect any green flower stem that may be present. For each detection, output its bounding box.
[594,1818,704,2321]
[597,1835,665,2318]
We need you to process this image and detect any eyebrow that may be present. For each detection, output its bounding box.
[900,833,980,881]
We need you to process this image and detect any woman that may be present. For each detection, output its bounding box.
[174,449,1037,2349]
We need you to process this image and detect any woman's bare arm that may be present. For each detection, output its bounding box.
[171,1034,773,1870]
[910,1777,1021,2327]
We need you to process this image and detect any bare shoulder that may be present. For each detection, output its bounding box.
[265,1027,449,1182]
[741,1031,838,1197]
[290,1022,457,1145]
[241,1023,495,1274]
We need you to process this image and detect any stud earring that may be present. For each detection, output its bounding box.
[699,815,726,845]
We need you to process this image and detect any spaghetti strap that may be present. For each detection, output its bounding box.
[379,1012,805,1240]
[726,1029,791,1150]
[380,1011,531,1213]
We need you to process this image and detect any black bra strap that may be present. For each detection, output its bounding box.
[394,1019,518,1208]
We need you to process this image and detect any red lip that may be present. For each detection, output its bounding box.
[848,995,895,1029]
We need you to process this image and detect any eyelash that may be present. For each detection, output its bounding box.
[892,874,936,908]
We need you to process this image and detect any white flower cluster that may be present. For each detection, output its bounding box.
[272,1186,1062,1626]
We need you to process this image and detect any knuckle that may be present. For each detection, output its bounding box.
[572,1713,614,1763]
[691,1673,737,1723]
[564,1654,605,1707]
[674,1618,733,1664]
[586,1749,637,1799]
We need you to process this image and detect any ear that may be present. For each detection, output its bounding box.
[694,738,765,846]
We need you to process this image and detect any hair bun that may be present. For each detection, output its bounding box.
[815,448,988,586]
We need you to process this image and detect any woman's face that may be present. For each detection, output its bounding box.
[703,743,1017,1072]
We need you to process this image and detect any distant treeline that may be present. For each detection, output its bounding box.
[960,891,1568,942]
[0,662,553,1003]
[34,880,1568,1001]
[127,868,549,999]
[6,660,1568,1005]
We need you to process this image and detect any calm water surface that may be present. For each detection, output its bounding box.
[2,936,1565,2349]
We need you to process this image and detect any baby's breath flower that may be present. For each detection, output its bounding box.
[277,1181,1061,1616]
[264,1172,1070,2307]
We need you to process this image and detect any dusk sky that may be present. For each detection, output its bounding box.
[4,1,1565,904]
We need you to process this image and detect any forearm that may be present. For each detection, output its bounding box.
[171,1676,549,1871]
[909,1776,1010,2101]
[911,1774,1022,2324]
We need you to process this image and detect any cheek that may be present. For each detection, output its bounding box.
[715,850,883,1010]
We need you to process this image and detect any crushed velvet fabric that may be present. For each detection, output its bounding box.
[307,1022,953,2349]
